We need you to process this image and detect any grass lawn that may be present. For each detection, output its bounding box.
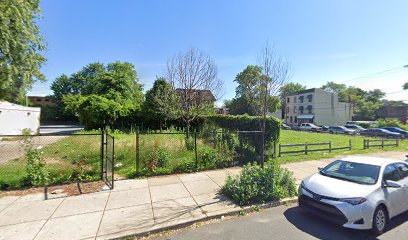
[277,130,408,164]
[1,130,407,190]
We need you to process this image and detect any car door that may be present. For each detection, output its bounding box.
[393,162,408,212]
[382,164,405,217]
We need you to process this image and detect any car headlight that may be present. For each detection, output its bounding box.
[340,197,367,205]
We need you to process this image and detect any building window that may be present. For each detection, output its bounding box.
[290,116,293,123]
[307,94,313,102]
[307,105,313,114]
[293,106,297,113]
[36,98,42,102]
[299,106,304,114]
[44,99,50,102]
[287,97,290,103]
[299,96,304,103]
[295,116,297,123]
[294,97,297,103]
[286,107,289,113]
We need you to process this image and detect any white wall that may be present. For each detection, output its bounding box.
[0,102,41,135]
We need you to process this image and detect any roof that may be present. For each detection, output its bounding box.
[340,156,401,166]
[0,101,40,112]
[176,89,216,102]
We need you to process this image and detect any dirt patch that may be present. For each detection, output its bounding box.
[0,181,106,198]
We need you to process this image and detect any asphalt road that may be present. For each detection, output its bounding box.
[154,204,408,240]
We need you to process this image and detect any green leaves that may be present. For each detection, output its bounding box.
[0,0,46,103]
[221,161,297,206]
[53,61,143,129]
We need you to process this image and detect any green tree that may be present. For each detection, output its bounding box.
[142,77,176,130]
[403,82,408,90]
[0,0,46,103]
[56,62,143,129]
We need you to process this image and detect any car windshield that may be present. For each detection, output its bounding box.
[320,160,380,185]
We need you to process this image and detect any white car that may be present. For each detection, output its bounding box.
[298,156,408,235]
[299,123,321,132]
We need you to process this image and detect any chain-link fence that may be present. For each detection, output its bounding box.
[111,131,266,178]
[0,130,269,190]
[0,134,101,190]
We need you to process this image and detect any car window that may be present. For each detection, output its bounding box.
[393,163,408,179]
[320,160,380,185]
[383,164,401,182]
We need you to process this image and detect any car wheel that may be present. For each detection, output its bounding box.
[372,206,388,235]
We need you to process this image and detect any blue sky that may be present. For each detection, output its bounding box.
[30,0,408,103]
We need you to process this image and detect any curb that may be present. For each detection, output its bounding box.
[110,197,298,240]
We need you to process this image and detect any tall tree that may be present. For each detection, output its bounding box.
[54,62,143,129]
[142,77,175,129]
[166,48,224,132]
[403,82,408,90]
[0,0,46,103]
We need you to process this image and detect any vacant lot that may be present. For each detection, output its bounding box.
[0,130,406,190]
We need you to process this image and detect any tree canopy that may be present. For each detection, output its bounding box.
[0,0,46,103]
[52,62,143,129]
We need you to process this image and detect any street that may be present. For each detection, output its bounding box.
[154,204,408,240]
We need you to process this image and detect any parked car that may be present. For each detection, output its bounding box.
[345,124,366,133]
[320,125,330,132]
[299,123,322,132]
[406,154,408,164]
[380,127,408,138]
[299,156,408,234]
[282,123,291,130]
[329,126,356,135]
[360,128,402,138]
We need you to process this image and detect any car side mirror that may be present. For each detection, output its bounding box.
[384,180,402,188]
[318,167,323,171]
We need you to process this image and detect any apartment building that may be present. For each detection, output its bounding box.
[285,88,353,126]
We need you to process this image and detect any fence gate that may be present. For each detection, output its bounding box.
[102,132,115,189]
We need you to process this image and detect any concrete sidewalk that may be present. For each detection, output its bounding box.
[0,151,405,240]
[0,168,242,240]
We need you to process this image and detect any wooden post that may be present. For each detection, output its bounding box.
[278,144,282,157]
[305,144,308,155]
[349,139,352,150]
[328,141,332,153]
[396,139,400,147]
[381,139,384,148]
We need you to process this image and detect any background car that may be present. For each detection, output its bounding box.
[299,123,322,132]
[360,128,402,138]
[329,126,356,135]
[345,124,366,133]
[282,123,291,130]
[299,156,408,235]
[380,127,408,138]
[320,125,330,132]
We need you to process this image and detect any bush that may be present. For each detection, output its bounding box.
[376,118,408,130]
[172,158,196,173]
[157,148,170,167]
[222,160,297,206]
[200,148,217,167]
[24,140,49,187]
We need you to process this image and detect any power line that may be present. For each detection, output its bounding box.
[339,67,403,84]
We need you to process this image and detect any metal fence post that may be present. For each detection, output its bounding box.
[100,129,105,180]
[194,133,198,169]
[273,141,277,158]
[112,136,115,189]
[136,128,140,175]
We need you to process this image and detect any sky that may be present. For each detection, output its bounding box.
[29,0,408,104]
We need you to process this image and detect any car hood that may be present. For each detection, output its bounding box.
[303,174,377,198]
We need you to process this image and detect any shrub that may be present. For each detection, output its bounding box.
[222,160,297,206]
[24,140,49,186]
[157,148,170,167]
[200,148,217,167]
[172,158,196,173]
